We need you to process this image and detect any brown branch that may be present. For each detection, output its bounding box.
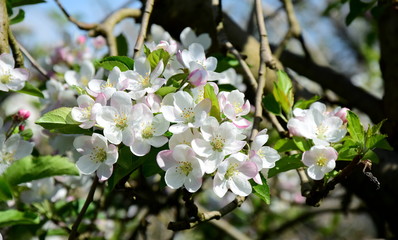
[69,176,99,240]
[133,0,154,58]
[8,29,24,68]
[0,0,10,53]
[16,39,50,79]
[54,0,97,30]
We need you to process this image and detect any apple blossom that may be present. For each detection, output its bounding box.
[213,153,258,198]
[125,57,166,100]
[74,133,118,181]
[218,90,251,128]
[65,60,95,88]
[191,117,246,173]
[87,66,129,100]
[160,91,211,134]
[72,95,104,129]
[180,27,211,51]
[0,53,29,92]
[168,129,200,149]
[96,91,135,145]
[157,144,205,192]
[20,177,60,203]
[218,68,246,92]
[302,145,338,180]
[0,134,34,174]
[130,103,169,156]
[333,107,350,123]
[187,68,208,87]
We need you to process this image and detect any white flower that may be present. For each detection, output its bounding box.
[0,134,34,174]
[249,129,281,184]
[157,144,205,192]
[87,66,129,100]
[218,68,246,92]
[96,91,135,145]
[71,95,104,129]
[136,93,162,113]
[161,91,211,134]
[287,102,347,146]
[191,117,246,173]
[20,177,59,203]
[302,145,338,180]
[180,27,211,51]
[125,57,166,100]
[218,90,251,128]
[130,103,169,156]
[168,129,200,149]
[74,133,118,181]
[213,153,257,198]
[65,60,95,88]
[42,79,76,112]
[0,53,29,92]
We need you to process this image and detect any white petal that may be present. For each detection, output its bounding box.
[104,126,122,145]
[148,136,168,147]
[184,176,202,193]
[165,167,185,189]
[213,174,228,198]
[13,140,34,160]
[229,175,252,196]
[97,164,113,181]
[130,139,151,156]
[76,155,100,174]
[191,139,212,157]
[157,150,176,170]
[306,165,325,180]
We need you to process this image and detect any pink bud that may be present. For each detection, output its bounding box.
[17,109,31,120]
[188,69,208,87]
[334,107,349,123]
[19,125,25,131]
[76,35,87,45]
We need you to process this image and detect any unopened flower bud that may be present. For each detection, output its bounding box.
[334,107,349,123]
[188,69,208,87]
[14,109,31,121]
[76,35,87,45]
[19,125,25,131]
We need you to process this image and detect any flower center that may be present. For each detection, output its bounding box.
[210,136,225,152]
[225,163,239,179]
[180,107,195,123]
[0,73,11,84]
[233,102,243,114]
[179,161,193,176]
[2,152,15,164]
[101,80,114,89]
[91,146,107,163]
[316,124,328,139]
[316,156,328,166]
[80,76,89,87]
[140,72,151,88]
[141,123,154,139]
[114,114,128,130]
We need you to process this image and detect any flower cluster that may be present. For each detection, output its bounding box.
[69,28,280,196]
[287,102,349,180]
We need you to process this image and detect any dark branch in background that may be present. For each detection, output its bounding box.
[16,39,51,79]
[69,176,99,240]
[54,0,141,56]
[133,0,154,58]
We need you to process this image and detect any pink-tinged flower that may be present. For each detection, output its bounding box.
[0,53,29,92]
[76,35,87,45]
[87,66,129,100]
[157,144,205,193]
[213,153,257,198]
[93,36,107,49]
[137,93,162,113]
[302,145,338,180]
[191,117,246,174]
[72,95,104,129]
[129,103,169,156]
[125,57,166,100]
[96,91,135,146]
[249,129,280,184]
[180,27,211,51]
[287,102,347,146]
[74,133,118,181]
[160,91,211,134]
[15,109,31,121]
[333,107,349,124]
[188,69,208,87]
[218,90,251,128]
[191,82,219,104]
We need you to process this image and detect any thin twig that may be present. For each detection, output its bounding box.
[8,29,24,67]
[133,0,155,58]
[16,40,50,79]
[69,176,99,240]
[54,0,97,30]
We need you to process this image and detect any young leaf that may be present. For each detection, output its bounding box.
[3,155,79,186]
[144,45,151,56]
[204,84,221,121]
[263,94,281,116]
[156,86,177,97]
[166,73,188,87]
[268,154,304,178]
[366,134,393,151]
[347,111,365,146]
[292,136,311,151]
[363,149,379,163]
[10,0,46,7]
[0,176,13,201]
[273,70,294,115]
[252,173,271,204]
[99,56,134,72]
[337,146,359,161]
[16,82,44,98]
[116,33,128,56]
[293,95,321,110]
[274,138,300,152]
[0,210,39,227]
[10,9,25,25]
[147,49,170,71]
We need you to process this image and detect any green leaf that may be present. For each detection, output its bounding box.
[116,33,128,56]
[218,84,237,92]
[347,111,365,146]
[268,154,304,178]
[0,176,13,201]
[204,84,221,121]
[99,56,134,72]
[108,146,140,191]
[35,107,90,134]
[337,146,359,161]
[213,54,239,72]
[0,210,39,227]
[292,136,311,151]
[16,82,44,98]
[363,149,379,163]
[9,0,46,7]
[143,45,151,56]
[156,86,177,97]
[20,128,33,140]
[252,173,270,204]
[346,0,377,25]
[367,119,386,136]
[3,155,79,186]
[167,73,188,87]
[147,49,170,71]
[274,138,299,152]
[273,70,294,115]
[293,95,321,110]
[263,94,281,116]
[366,134,393,151]
[10,9,25,25]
